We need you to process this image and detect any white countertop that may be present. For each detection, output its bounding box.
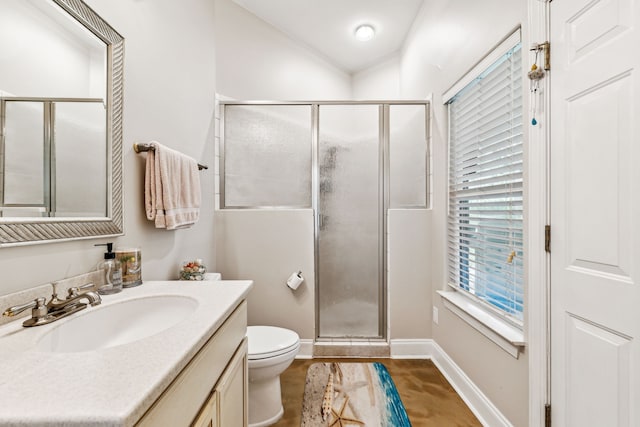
[0,280,253,427]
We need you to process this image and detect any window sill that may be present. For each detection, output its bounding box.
[437,290,525,359]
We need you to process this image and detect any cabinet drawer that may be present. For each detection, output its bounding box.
[137,301,247,427]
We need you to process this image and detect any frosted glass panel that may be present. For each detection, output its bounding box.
[318,104,381,338]
[223,105,312,207]
[3,101,44,206]
[389,104,428,207]
[54,102,107,217]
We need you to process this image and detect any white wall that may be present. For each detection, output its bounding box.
[399,1,528,425]
[0,0,103,98]
[215,210,315,339]
[388,209,431,339]
[351,55,401,100]
[214,0,351,100]
[0,0,217,295]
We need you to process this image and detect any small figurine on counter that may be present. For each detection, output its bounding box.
[179,259,206,280]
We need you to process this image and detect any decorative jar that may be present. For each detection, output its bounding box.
[180,259,206,280]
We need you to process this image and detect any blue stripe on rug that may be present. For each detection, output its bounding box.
[373,362,412,426]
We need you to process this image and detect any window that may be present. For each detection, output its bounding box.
[445,31,524,324]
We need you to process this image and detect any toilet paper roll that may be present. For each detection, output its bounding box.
[286,271,304,290]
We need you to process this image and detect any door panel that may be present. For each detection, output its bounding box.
[566,75,632,278]
[551,0,640,425]
[566,0,631,62]
[317,104,382,338]
[566,315,631,427]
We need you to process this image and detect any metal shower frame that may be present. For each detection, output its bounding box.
[219,100,431,341]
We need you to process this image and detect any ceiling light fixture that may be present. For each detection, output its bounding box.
[354,24,375,41]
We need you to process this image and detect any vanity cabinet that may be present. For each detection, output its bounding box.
[215,339,248,426]
[193,339,248,427]
[192,391,217,427]
[137,301,248,427]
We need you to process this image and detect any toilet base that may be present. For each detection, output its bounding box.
[248,406,283,427]
[248,375,284,427]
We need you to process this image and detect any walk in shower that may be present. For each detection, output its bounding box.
[220,101,429,340]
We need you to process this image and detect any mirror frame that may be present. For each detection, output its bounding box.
[0,0,124,247]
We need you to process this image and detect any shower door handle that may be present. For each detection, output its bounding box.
[318,213,328,230]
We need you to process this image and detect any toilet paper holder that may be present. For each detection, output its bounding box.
[286,271,304,290]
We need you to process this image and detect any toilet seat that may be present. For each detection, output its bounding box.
[247,326,300,360]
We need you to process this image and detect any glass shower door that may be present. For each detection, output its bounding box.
[317,104,383,338]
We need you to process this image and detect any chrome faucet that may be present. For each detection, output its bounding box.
[2,282,102,327]
[47,282,101,311]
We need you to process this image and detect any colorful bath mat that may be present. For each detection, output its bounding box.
[301,362,411,426]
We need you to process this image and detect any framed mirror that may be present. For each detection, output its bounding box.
[0,0,124,246]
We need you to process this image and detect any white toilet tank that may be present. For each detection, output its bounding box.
[202,272,222,281]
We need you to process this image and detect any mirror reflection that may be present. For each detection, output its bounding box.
[0,0,108,218]
[0,0,106,98]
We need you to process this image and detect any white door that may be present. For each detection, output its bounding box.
[550,0,640,426]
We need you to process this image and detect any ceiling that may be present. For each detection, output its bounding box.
[231,0,425,74]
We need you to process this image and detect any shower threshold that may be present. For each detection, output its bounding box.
[313,339,390,358]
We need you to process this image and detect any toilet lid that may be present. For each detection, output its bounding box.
[247,326,300,360]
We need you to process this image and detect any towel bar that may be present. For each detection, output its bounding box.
[133,142,208,170]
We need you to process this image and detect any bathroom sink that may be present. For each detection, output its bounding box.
[35,295,198,353]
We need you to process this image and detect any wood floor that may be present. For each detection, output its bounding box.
[275,358,482,426]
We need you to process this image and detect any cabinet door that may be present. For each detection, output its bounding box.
[217,338,248,427]
[192,392,218,427]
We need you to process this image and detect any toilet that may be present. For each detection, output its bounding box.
[247,325,300,427]
[203,274,300,426]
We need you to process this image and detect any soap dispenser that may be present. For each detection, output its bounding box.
[95,243,123,295]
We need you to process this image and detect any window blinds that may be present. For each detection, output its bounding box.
[447,42,524,323]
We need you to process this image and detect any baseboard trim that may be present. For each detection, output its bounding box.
[295,339,314,359]
[390,339,512,427]
[390,338,433,359]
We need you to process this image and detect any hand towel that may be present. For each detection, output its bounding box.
[144,141,201,230]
